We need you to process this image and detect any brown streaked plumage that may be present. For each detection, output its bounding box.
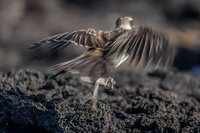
[29,16,175,109]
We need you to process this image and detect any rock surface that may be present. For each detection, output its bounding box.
[0,69,200,132]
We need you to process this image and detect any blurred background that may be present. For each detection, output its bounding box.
[0,0,200,73]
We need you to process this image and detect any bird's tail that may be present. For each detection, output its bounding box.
[46,53,111,83]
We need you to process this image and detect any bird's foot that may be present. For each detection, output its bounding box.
[105,77,116,91]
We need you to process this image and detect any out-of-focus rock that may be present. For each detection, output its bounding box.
[0,0,200,70]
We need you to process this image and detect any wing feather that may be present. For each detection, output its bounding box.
[106,26,174,69]
[29,29,106,59]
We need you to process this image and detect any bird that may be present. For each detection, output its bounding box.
[29,16,175,109]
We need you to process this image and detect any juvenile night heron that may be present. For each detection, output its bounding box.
[29,16,175,109]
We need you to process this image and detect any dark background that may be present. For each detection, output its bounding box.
[0,0,200,72]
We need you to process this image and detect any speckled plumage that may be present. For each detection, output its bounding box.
[30,16,175,109]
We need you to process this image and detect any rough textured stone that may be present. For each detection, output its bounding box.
[0,69,200,132]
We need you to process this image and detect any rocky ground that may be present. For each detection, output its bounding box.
[0,69,200,132]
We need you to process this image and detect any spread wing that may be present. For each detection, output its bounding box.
[29,29,106,59]
[107,26,175,69]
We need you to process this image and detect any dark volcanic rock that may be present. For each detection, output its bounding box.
[0,69,200,132]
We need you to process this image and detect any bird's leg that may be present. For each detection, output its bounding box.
[91,77,115,110]
[91,78,101,110]
[105,77,116,91]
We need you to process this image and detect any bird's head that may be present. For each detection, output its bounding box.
[115,16,135,30]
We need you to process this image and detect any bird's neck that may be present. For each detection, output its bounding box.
[117,24,132,30]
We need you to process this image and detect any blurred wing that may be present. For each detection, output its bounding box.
[107,26,175,69]
[29,29,106,59]
[46,51,111,83]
